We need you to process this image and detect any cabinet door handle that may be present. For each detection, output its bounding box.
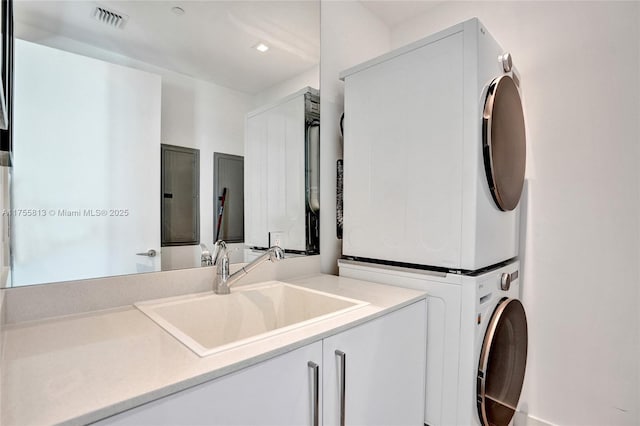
[335,350,346,426]
[308,361,319,426]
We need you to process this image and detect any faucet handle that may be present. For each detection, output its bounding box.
[268,246,285,261]
[211,240,227,266]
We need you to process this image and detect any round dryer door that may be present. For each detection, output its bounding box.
[477,298,528,426]
[482,75,526,211]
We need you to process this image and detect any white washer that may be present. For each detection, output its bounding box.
[340,18,526,272]
[339,259,528,426]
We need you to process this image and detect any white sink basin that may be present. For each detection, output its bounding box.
[135,281,368,357]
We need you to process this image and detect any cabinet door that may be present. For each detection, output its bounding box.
[244,112,269,248]
[244,93,306,252]
[264,95,306,251]
[323,301,427,426]
[97,341,322,426]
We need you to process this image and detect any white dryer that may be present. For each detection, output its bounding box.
[340,18,526,272]
[339,259,527,426]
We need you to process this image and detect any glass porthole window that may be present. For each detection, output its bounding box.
[482,76,526,211]
[477,298,528,426]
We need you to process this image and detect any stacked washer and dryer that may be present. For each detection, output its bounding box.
[338,19,528,426]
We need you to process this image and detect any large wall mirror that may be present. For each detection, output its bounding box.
[9,0,320,287]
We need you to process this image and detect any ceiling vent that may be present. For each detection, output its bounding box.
[92,6,128,29]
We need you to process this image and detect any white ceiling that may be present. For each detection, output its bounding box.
[14,1,320,94]
[360,1,443,28]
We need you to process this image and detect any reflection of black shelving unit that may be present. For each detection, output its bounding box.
[1,0,14,153]
[213,153,244,243]
[336,159,343,240]
[304,92,320,254]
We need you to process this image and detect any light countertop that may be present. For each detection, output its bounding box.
[1,274,426,426]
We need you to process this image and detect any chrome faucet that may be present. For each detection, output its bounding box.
[213,241,285,295]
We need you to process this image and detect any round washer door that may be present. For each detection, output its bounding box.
[477,298,528,426]
[482,75,526,211]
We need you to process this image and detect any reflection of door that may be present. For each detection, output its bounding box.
[213,153,243,242]
[12,40,161,286]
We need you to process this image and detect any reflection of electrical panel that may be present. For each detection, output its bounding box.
[161,144,200,246]
[244,87,319,254]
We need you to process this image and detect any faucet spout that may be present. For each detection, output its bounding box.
[214,245,284,295]
[211,240,227,266]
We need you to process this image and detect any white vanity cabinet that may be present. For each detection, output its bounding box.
[96,301,426,426]
[323,301,427,425]
[97,341,324,426]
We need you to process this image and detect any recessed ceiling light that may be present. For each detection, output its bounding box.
[171,6,185,16]
[253,43,269,53]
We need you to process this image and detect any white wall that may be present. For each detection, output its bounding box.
[319,1,391,274]
[253,64,319,108]
[159,66,251,267]
[388,2,640,425]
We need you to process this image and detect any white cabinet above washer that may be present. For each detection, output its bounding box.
[244,87,320,255]
[340,18,524,272]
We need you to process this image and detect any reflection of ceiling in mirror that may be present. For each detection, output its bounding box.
[14,0,320,94]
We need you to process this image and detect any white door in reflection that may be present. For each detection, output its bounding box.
[12,40,161,286]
